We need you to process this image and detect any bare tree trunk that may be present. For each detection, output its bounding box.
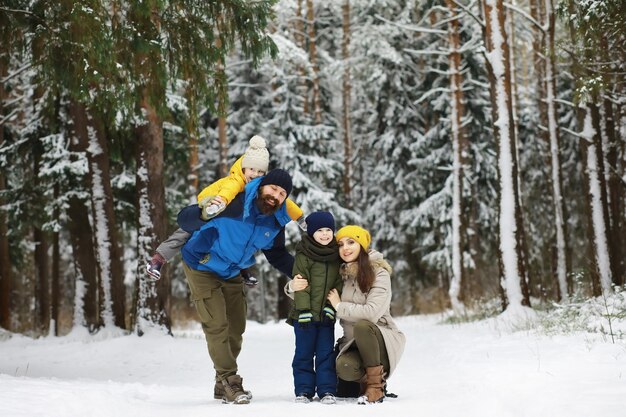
[544,0,570,301]
[88,114,126,329]
[33,139,50,336]
[482,0,530,309]
[341,0,353,209]
[294,0,309,116]
[564,0,599,295]
[507,1,532,305]
[598,39,624,287]
[0,167,10,331]
[0,83,13,330]
[218,116,229,177]
[134,94,171,334]
[51,184,60,335]
[529,0,548,139]
[187,99,200,199]
[0,57,11,330]
[446,0,468,313]
[306,0,322,124]
[585,102,613,295]
[68,101,100,331]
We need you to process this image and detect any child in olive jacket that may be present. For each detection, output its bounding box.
[288,211,342,404]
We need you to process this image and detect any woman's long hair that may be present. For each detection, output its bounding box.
[356,249,376,293]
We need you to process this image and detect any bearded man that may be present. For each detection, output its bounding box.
[178,169,295,405]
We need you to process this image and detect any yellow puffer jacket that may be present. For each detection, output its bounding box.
[197,156,303,221]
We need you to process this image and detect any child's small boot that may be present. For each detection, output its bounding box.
[241,268,258,287]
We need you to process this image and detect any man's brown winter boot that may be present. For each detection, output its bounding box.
[221,375,251,404]
[214,379,252,400]
[357,365,385,404]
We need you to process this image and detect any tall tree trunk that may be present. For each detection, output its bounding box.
[446,0,468,313]
[529,0,548,140]
[544,0,570,301]
[305,0,322,124]
[51,184,60,335]
[564,0,599,295]
[129,1,171,335]
[187,112,200,199]
[134,95,171,334]
[341,0,353,209]
[33,129,50,337]
[529,0,550,299]
[0,56,11,330]
[583,103,613,295]
[482,0,530,309]
[68,101,100,331]
[88,114,126,329]
[599,38,624,287]
[29,22,50,335]
[294,0,309,116]
[218,116,229,177]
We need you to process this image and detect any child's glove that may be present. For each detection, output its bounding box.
[298,311,313,327]
[322,305,336,324]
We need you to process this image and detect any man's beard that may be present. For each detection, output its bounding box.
[257,191,281,215]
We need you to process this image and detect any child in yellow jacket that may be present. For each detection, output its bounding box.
[146,136,305,281]
[197,141,303,223]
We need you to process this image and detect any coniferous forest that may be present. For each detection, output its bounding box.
[0,0,624,336]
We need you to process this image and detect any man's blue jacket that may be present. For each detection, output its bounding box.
[181,177,294,279]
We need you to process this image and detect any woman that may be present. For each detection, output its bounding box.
[289,225,405,404]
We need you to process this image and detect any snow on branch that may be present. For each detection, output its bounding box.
[374,14,447,35]
[0,63,32,84]
[413,87,452,105]
[446,0,485,28]
[503,2,545,32]
[560,126,592,142]
[0,108,20,127]
[404,48,450,56]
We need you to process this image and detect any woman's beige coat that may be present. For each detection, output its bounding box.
[335,250,406,377]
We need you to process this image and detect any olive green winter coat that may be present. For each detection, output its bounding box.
[288,234,342,324]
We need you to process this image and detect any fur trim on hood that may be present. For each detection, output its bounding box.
[368,249,393,275]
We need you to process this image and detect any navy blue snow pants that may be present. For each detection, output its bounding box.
[292,321,337,397]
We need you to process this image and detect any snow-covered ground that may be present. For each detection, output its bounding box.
[1,313,624,417]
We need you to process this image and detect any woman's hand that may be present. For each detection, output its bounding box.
[291,274,308,292]
[327,288,341,309]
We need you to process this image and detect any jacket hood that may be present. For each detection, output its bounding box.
[341,249,393,280]
[243,177,291,227]
[230,155,245,178]
[368,249,393,275]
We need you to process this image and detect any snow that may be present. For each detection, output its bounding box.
[1,314,625,417]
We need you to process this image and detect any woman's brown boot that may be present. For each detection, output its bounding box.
[358,365,385,404]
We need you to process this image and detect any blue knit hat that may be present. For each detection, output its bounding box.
[259,168,293,196]
[306,211,335,237]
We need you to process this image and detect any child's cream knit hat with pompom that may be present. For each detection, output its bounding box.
[241,135,269,171]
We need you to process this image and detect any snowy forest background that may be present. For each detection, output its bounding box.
[0,0,624,337]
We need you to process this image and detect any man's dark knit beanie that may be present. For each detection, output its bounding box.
[259,169,293,196]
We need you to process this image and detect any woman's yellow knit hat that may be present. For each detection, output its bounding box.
[336,225,371,250]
